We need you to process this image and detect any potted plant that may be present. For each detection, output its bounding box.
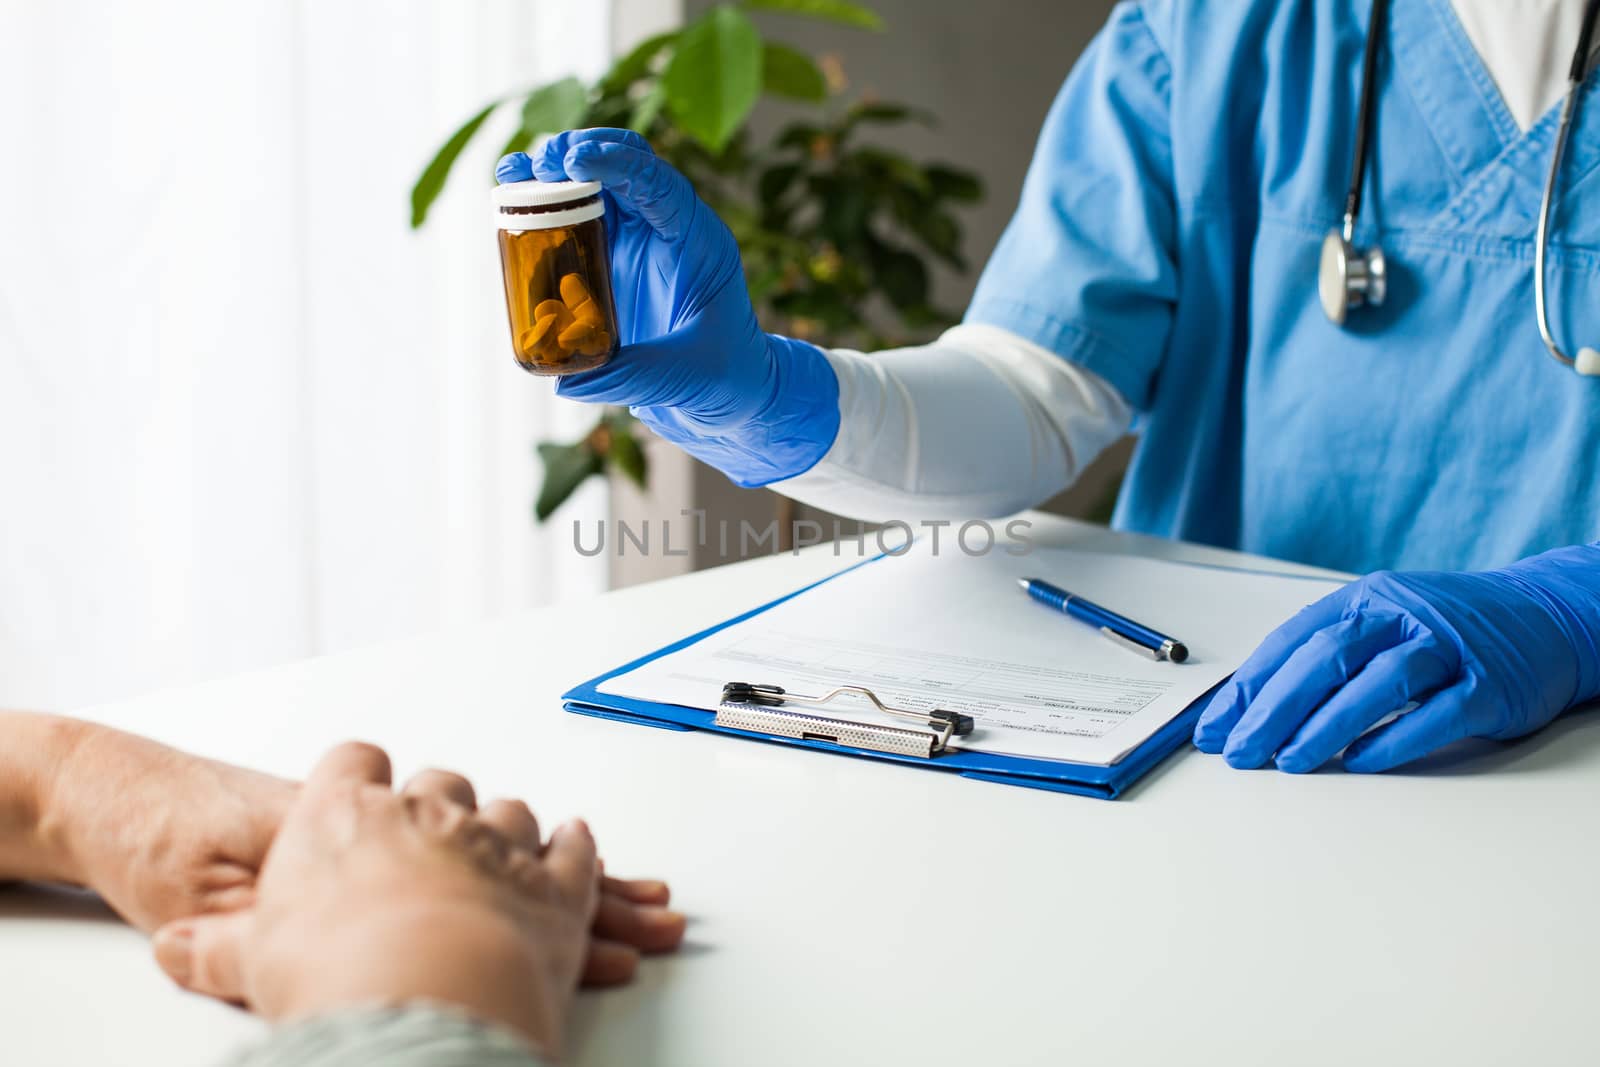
[412,0,983,521]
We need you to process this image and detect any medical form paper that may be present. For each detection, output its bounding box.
[598,543,1342,766]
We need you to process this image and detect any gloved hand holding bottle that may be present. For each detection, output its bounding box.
[1193,543,1600,773]
[497,129,839,487]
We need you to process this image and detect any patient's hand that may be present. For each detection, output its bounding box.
[152,743,611,1057]
[48,723,293,931]
[32,718,683,979]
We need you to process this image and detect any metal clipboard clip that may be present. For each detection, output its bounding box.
[717,682,976,759]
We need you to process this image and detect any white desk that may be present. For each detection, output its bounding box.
[7,516,1599,1066]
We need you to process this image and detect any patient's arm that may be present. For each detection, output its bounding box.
[0,709,292,927]
[0,711,84,884]
[0,711,684,985]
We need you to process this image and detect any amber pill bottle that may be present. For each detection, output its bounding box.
[492,179,620,375]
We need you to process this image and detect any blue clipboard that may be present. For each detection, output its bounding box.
[562,557,1207,800]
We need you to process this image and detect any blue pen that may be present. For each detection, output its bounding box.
[1017,577,1190,663]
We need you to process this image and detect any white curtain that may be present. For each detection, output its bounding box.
[0,1,621,711]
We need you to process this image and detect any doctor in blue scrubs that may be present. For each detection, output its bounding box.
[498,0,1600,774]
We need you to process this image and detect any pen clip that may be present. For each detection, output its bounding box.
[1098,626,1165,661]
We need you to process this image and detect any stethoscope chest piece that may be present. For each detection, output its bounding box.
[1319,229,1387,326]
[1323,0,1600,372]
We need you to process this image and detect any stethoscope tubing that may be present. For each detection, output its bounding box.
[1336,0,1600,366]
[1536,0,1600,368]
[1536,91,1581,367]
[1343,0,1391,240]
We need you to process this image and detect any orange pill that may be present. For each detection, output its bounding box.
[570,298,603,327]
[522,313,558,347]
[558,319,598,349]
[577,329,611,357]
[560,273,593,309]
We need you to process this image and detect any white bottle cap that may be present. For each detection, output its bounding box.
[491,179,604,231]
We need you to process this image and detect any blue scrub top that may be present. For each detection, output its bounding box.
[967,0,1600,575]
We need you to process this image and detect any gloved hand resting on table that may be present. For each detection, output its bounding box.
[497,129,839,487]
[1194,544,1600,773]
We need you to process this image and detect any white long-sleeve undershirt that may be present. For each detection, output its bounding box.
[769,324,1132,523]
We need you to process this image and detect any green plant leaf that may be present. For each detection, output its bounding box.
[600,31,678,94]
[844,100,932,129]
[585,90,636,130]
[411,100,499,228]
[776,122,825,151]
[662,5,763,152]
[746,262,789,302]
[761,42,827,101]
[926,164,983,202]
[717,200,765,238]
[535,440,604,521]
[607,426,650,489]
[872,244,930,310]
[492,78,591,180]
[772,285,865,332]
[742,0,884,30]
[601,408,640,433]
[907,209,964,269]
[496,127,536,160]
[855,146,932,195]
[810,174,869,242]
[757,162,805,207]
[628,83,667,134]
[519,76,589,138]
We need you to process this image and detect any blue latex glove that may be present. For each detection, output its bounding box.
[497,130,839,487]
[1193,544,1600,773]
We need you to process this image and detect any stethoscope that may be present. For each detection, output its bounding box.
[1320,0,1600,376]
